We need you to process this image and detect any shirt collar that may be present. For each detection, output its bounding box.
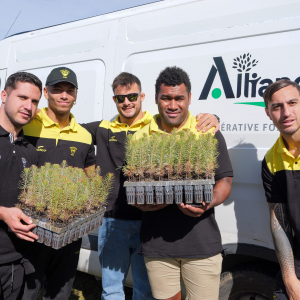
[0,126,27,144]
[111,111,152,128]
[149,111,193,133]
[38,107,78,132]
[277,135,299,160]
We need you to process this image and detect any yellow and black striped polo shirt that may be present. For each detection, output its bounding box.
[82,111,152,220]
[23,107,95,168]
[262,135,300,276]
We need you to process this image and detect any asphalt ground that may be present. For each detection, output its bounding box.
[38,271,133,300]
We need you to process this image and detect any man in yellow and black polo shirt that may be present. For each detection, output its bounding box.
[132,67,233,300]
[262,79,300,300]
[82,72,220,300]
[22,67,96,300]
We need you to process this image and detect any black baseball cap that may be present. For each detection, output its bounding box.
[45,67,78,88]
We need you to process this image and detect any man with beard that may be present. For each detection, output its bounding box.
[132,67,233,300]
[262,79,300,300]
[22,67,96,300]
[82,72,220,300]
[0,72,42,300]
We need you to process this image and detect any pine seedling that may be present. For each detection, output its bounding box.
[136,134,148,181]
[174,131,186,180]
[164,129,177,179]
[123,135,137,181]
[18,162,114,224]
[145,134,157,180]
[154,134,167,180]
[183,131,197,179]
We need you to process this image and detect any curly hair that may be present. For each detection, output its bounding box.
[155,66,191,95]
[5,72,42,94]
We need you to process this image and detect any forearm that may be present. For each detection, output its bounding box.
[209,177,232,209]
[269,203,295,279]
[0,206,7,221]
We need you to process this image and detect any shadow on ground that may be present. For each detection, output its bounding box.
[38,271,133,300]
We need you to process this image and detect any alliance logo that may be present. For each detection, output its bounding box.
[199,54,300,107]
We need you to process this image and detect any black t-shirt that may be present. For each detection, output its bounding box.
[262,135,300,277]
[139,131,233,258]
[0,126,38,264]
[81,112,153,220]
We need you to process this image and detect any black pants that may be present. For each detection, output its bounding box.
[22,239,81,300]
[0,260,24,300]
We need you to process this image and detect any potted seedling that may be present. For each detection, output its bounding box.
[18,161,114,249]
[122,130,218,206]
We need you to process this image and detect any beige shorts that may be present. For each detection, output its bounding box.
[144,254,222,300]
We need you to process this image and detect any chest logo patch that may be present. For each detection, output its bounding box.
[109,136,117,142]
[60,69,70,78]
[21,158,27,168]
[70,147,77,156]
[37,146,47,152]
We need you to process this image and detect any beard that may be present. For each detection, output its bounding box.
[4,103,32,129]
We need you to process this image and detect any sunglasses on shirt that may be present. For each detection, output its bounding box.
[113,93,141,103]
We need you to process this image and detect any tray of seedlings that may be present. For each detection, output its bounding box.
[17,162,114,249]
[123,130,218,206]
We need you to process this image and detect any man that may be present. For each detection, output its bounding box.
[132,67,233,300]
[262,79,300,300]
[0,72,42,300]
[22,67,96,300]
[82,71,220,299]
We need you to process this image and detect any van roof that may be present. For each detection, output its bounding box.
[5,0,165,40]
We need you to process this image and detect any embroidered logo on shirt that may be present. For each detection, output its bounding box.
[37,146,47,152]
[70,147,77,156]
[60,69,70,78]
[21,158,27,168]
[109,136,117,142]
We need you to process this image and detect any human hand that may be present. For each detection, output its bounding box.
[177,202,211,217]
[0,207,38,242]
[133,203,168,212]
[195,113,219,134]
[284,276,300,300]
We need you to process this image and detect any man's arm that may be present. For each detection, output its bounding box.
[195,113,220,133]
[0,207,38,242]
[178,177,232,217]
[269,203,300,300]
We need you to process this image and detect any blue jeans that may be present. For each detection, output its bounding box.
[98,217,154,300]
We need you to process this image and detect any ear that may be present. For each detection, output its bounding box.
[155,94,158,104]
[1,90,7,104]
[112,96,117,104]
[140,92,145,103]
[44,86,49,100]
[265,107,272,121]
[188,92,191,105]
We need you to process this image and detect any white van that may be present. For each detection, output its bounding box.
[1,0,299,298]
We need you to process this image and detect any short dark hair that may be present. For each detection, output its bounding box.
[112,72,141,94]
[155,66,191,95]
[263,79,300,108]
[4,72,42,95]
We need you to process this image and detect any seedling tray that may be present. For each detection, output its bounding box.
[26,207,105,250]
[124,179,215,205]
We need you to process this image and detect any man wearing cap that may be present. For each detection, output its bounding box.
[0,72,41,300]
[22,67,96,300]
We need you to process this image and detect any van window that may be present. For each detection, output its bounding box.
[21,60,105,123]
